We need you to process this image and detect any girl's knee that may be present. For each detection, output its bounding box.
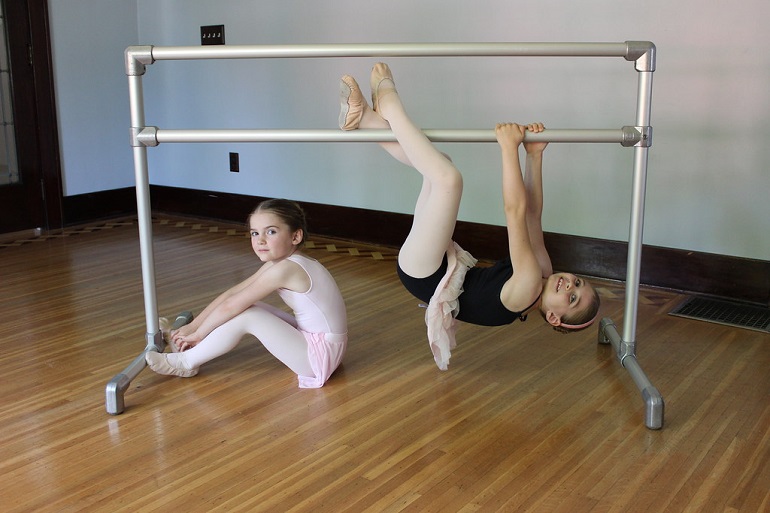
[440,164,463,192]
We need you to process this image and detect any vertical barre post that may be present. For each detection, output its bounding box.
[623,70,654,348]
[128,73,161,347]
[125,47,160,345]
[105,67,164,416]
[606,66,663,429]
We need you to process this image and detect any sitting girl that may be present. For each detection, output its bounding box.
[146,199,348,388]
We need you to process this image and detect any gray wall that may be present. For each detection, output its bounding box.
[49,0,770,261]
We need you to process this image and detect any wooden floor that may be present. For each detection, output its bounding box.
[1,217,768,513]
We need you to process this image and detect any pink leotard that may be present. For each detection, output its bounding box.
[279,254,348,387]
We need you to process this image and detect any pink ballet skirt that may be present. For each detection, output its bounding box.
[297,331,348,388]
[424,241,478,370]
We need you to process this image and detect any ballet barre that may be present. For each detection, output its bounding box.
[127,42,654,68]
[134,127,646,146]
[108,41,663,430]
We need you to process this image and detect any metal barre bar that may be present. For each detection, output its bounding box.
[145,128,639,145]
[150,42,633,61]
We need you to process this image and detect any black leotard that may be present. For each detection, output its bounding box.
[397,255,539,327]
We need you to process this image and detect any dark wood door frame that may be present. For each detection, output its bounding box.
[29,0,63,230]
[2,0,62,233]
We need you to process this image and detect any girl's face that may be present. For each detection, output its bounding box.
[248,211,303,262]
[540,272,595,327]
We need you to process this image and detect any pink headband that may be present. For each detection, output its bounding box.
[560,312,599,330]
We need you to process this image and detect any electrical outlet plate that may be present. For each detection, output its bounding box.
[201,25,225,45]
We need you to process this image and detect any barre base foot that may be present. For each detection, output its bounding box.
[104,311,194,415]
[598,317,665,430]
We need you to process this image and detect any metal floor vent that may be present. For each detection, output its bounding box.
[669,296,770,333]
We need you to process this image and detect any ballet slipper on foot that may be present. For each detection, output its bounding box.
[158,317,182,352]
[145,351,199,378]
[158,317,172,344]
[370,62,397,113]
[339,75,368,130]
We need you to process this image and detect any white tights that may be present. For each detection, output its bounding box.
[167,302,314,377]
[360,83,463,279]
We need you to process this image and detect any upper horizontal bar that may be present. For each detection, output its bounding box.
[126,42,655,75]
[149,42,636,61]
[138,128,641,146]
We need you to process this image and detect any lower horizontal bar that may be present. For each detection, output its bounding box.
[623,355,665,430]
[598,317,664,430]
[141,128,639,146]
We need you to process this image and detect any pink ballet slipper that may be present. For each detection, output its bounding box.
[160,316,188,353]
[370,62,397,114]
[145,351,199,378]
[339,75,368,130]
[157,317,176,351]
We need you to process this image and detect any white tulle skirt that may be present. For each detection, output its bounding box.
[424,241,477,370]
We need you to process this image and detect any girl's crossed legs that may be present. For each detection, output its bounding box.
[341,64,463,279]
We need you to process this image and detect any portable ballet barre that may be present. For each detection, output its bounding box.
[107,41,663,430]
